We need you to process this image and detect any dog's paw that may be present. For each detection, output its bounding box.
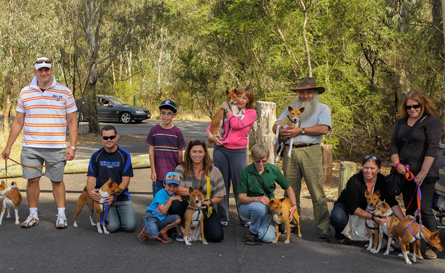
[185,241,192,246]
[284,240,290,244]
[104,230,110,235]
[73,222,78,227]
[203,241,208,245]
[383,251,389,255]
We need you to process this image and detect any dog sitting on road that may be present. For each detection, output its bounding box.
[365,190,381,253]
[269,197,301,243]
[0,181,22,225]
[178,187,207,245]
[208,89,245,144]
[73,179,123,234]
[272,106,304,164]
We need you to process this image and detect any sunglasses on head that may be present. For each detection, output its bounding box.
[165,175,180,182]
[102,135,116,140]
[406,104,421,110]
[191,139,204,144]
[35,59,51,64]
[365,155,378,161]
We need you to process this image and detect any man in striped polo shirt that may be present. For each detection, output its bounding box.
[2,57,78,229]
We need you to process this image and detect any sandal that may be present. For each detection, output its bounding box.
[241,231,262,245]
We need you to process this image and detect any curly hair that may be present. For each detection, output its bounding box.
[398,89,438,119]
[181,139,213,178]
[236,86,255,109]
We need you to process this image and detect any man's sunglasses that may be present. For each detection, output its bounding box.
[406,104,421,110]
[102,135,116,140]
[35,59,51,64]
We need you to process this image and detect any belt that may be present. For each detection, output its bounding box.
[285,143,317,148]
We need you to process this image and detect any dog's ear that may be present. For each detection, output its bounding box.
[269,199,275,205]
[189,187,194,194]
[375,190,381,198]
[198,186,204,193]
[1,180,5,186]
[300,107,305,113]
[226,89,230,95]
[365,190,370,197]
[288,106,293,111]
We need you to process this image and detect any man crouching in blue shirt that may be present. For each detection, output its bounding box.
[86,125,137,232]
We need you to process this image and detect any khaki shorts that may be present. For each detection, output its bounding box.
[21,147,67,182]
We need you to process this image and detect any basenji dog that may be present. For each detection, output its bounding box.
[396,218,443,265]
[178,187,207,245]
[208,89,245,144]
[269,197,301,243]
[365,190,381,252]
[272,106,305,164]
[0,181,22,225]
[73,179,123,234]
[373,201,400,255]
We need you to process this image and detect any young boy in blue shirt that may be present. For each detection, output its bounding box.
[138,172,182,243]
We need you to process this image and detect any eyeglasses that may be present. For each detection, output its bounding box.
[102,135,116,140]
[364,155,378,161]
[254,160,268,164]
[35,59,51,64]
[406,104,421,110]
[160,111,174,117]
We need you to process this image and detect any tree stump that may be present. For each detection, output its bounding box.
[256,101,276,164]
[321,145,333,184]
[339,161,356,197]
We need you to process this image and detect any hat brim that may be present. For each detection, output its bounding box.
[35,63,52,70]
[165,180,180,185]
[290,86,325,94]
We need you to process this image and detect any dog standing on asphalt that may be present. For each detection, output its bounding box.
[0,181,22,225]
[365,190,381,252]
[269,197,301,243]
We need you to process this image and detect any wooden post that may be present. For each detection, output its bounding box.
[321,144,333,184]
[256,101,276,164]
[338,161,356,197]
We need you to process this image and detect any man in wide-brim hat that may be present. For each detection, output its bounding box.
[272,77,332,239]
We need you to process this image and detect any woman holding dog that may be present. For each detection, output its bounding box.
[238,144,298,243]
[389,89,443,259]
[206,86,256,227]
[330,156,405,245]
[169,139,226,242]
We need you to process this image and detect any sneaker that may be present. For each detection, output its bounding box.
[338,239,351,245]
[318,228,331,239]
[157,232,173,243]
[137,227,152,242]
[425,246,437,260]
[56,214,68,229]
[221,221,228,227]
[21,214,39,228]
[176,234,184,242]
[243,221,251,228]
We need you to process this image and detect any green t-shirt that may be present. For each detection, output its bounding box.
[237,163,289,198]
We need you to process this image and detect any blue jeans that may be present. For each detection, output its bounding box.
[106,200,137,233]
[142,211,181,238]
[153,180,164,196]
[239,202,276,243]
[330,202,349,240]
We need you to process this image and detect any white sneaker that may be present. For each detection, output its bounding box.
[21,214,39,228]
[56,214,67,229]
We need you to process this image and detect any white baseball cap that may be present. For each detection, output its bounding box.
[34,57,52,70]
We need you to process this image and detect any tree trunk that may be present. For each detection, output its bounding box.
[256,101,276,164]
[298,0,313,77]
[2,76,13,133]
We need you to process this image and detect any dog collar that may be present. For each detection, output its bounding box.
[286,115,298,124]
[187,205,200,211]
[99,188,111,204]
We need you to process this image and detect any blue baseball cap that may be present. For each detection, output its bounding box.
[159,99,177,113]
[164,172,181,185]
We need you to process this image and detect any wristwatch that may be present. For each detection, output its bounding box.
[301,128,306,135]
[70,146,77,151]
[224,108,229,113]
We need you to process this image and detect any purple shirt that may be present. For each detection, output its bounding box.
[146,124,186,180]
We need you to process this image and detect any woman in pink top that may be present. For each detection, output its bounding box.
[207,86,257,226]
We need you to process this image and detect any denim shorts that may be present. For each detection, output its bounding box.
[21,147,66,182]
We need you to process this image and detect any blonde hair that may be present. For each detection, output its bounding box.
[399,89,438,119]
[250,144,269,161]
[236,86,254,109]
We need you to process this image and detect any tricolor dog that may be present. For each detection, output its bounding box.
[73,179,123,234]
[0,181,22,225]
[178,187,207,245]
[269,197,301,243]
[208,89,245,144]
[272,106,304,164]
[365,190,381,253]
[396,218,443,265]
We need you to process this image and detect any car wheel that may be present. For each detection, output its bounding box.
[120,112,132,124]
[77,112,85,122]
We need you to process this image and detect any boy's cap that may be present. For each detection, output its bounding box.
[159,99,177,113]
[164,172,181,185]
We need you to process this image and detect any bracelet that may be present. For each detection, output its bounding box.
[395,162,402,169]
[291,204,297,207]
[209,199,213,206]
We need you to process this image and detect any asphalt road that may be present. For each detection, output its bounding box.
[1,168,445,273]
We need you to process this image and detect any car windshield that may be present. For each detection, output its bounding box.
[107,97,128,105]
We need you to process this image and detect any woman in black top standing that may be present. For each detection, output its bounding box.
[389,89,443,259]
